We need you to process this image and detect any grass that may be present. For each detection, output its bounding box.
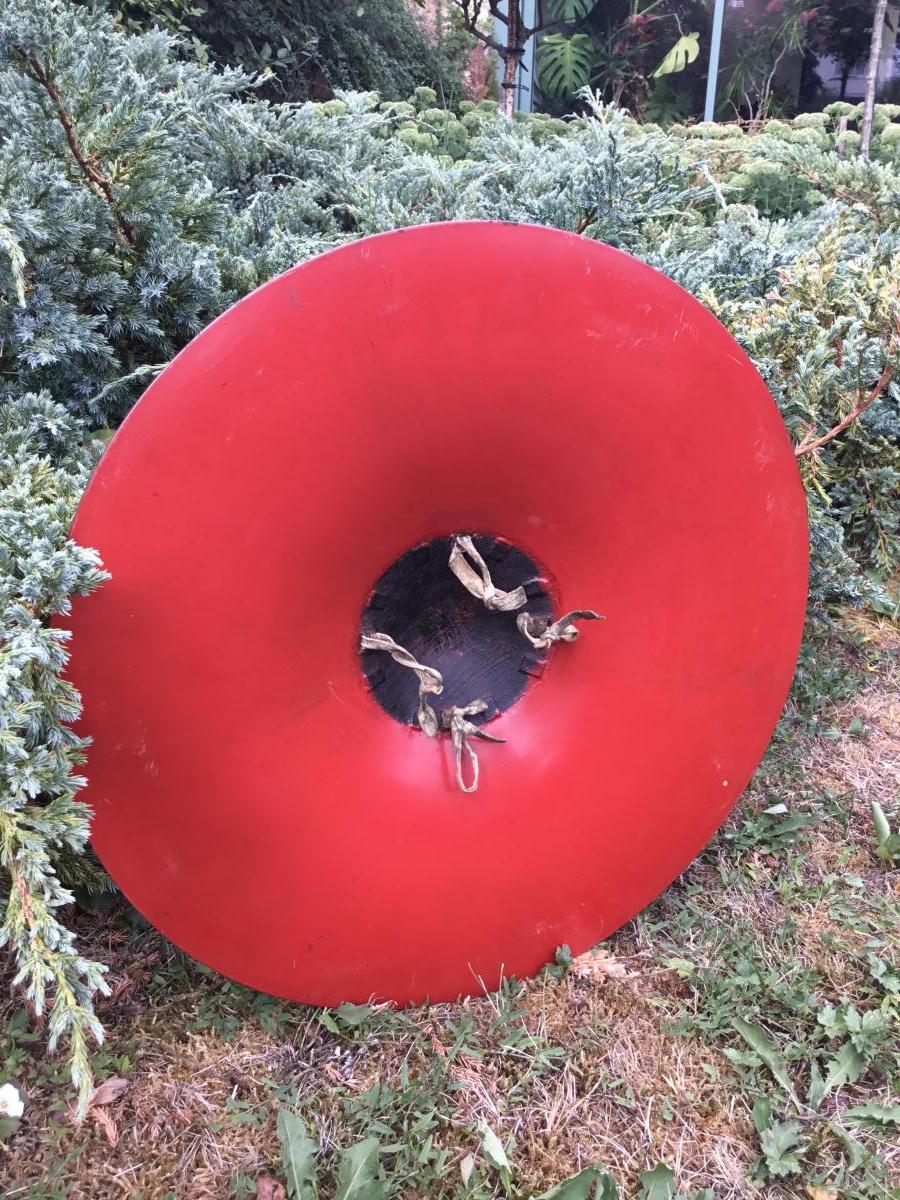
[1,617,898,1200]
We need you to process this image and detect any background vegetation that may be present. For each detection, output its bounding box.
[89,0,898,122]
[94,0,463,102]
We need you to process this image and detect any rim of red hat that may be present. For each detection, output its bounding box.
[63,222,808,1004]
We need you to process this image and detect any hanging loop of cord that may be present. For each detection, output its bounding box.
[360,631,443,736]
[360,633,501,792]
[517,609,604,650]
[441,701,505,794]
[448,535,528,613]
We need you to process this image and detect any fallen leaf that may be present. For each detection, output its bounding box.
[89,1105,118,1146]
[431,1032,447,1059]
[255,1176,287,1200]
[806,1187,837,1200]
[571,948,628,980]
[90,1076,128,1107]
[323,1062,343,1085]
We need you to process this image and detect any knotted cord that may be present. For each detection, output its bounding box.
[360,632,501,792]
[359,631,443,736]
[442,701,505,794]
[517,609,604,649]
[448,535,527,612]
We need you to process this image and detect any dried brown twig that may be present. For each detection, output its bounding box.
[16,47,136,247]
[795,322,898,457]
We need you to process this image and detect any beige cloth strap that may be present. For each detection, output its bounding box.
[448,536,527,613]
[517,610,604,650]
[362,553,603,792]
[360,633,501,791]
[360,631,443,736]
[442,701,505,794]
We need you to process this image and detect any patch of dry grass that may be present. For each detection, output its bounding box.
[1,920,766,1199]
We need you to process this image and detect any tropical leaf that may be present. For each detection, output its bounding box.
[548,0,599,20]
[538,33,594,100]
[651,32,700,79]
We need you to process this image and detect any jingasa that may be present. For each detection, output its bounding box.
[63,222,808,1005]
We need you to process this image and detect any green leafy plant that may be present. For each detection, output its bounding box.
[730,1018,800,1106]
[334,1136,385,1200]
[537,31,594,100]
[638,1164,675,1200]
[274,1108,386,1200]
[0,392,109,1112]
[643,78,693,125]
[650,31,699,79]
[843,1101,900,1128]
[537,1165,618,1199]
[750,1071,809,1178]
[718,0,819,121]
[278,1109,318,1198]
[536,2,704,117]
[816,999,895,1094]
[759,1120,808,1177]
[548,0,598,20]
[480,1123,513,1193]
[110,0,455,103]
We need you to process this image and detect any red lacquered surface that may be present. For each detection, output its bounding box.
[65,222,808,1003]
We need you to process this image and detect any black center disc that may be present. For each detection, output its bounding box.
[359,534,553,727]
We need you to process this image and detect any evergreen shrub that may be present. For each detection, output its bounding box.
[182,0,458,105]
[1,0,897,1103]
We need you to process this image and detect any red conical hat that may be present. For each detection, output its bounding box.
[65,222,808,1003]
